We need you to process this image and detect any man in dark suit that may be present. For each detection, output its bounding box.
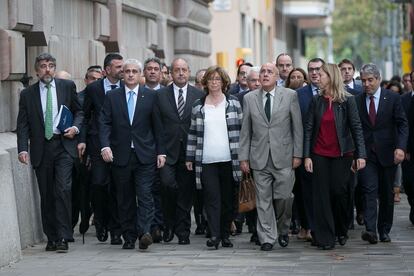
[295,57,325,242]
[401,71,414,225]
[155,58,204,244]
[17,53,83,253]
[100,59,166,250]
[228,62,253,95]
[141,57,164,243]
[77,53,124,245]
[339,59,363,94]
[356,63,408,244]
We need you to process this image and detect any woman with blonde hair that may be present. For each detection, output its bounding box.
[304,63,366,249]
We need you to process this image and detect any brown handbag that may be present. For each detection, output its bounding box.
[238,172,256,213]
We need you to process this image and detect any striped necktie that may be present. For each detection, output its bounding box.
[177,89,185,119]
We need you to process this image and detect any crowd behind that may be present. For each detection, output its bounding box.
[16,52,414,253]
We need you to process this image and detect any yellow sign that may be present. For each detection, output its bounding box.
[401,40,412,73]
[216,52,229,70]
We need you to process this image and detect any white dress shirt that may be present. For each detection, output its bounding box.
[104,78,121,94]
[39,80,60,134]
[173,83,188,108]
[365,87,381,113]
[262,87,276,114]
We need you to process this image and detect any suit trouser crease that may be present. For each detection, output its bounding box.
[112,151,155,242]
[252,156,294,244]
[35,139,73,241]
[359,153,396,235]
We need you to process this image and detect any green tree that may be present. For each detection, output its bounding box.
[332,0,396,67]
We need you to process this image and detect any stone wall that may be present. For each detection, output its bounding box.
[0,0,212,267]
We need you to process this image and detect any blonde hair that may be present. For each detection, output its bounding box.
[319,63,349,103]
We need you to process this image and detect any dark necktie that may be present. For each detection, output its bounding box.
[265,93,271,121]
[345,84,350,91]
[110,84,117,90]
[369,95,376,126]
[177,89,185,119]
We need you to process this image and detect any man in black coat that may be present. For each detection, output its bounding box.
[356,63,408,244]
[155,58,204,244]
[99,59,166,250]
[401,71,414,225]
[17,53,83,253]
[77,53,124,244]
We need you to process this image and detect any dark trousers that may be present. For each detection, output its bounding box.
[293,168,310,230]
[160,152,195,239]
[89,136,120,236]
[359,153,396,235]
[193,189,207,230]
[34,138,74,241]
[112,150,155,242]
[312,154,353,247]
[201,162,234,239]
[402,159,414,208]
[71,157,92,230]
[298,164,314,231]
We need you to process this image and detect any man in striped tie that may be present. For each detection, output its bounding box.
[155,58,204,245]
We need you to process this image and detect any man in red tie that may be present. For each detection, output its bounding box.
[355,63,408,244]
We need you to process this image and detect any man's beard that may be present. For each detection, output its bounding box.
[41,75,53,84]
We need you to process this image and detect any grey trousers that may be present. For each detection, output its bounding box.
[252,156,295,245]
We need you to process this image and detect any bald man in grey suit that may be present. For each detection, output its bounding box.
[239,63,303,251]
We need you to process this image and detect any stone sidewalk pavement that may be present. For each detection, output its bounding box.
[1,197,414,276]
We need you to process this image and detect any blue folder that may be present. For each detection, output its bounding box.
[57,105,73,133]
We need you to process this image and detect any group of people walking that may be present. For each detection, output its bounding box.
[16,52,413,253]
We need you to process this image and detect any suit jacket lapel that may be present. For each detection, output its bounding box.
[254,90,269,124]
[376,89,386,126]
[33,82,44,127]
[132,86,145,124]
[55,79,63,110]
[119,87,130,123]
[271,87,283,122]
[166,85,180,119]
[359,94,372,128]
[183,85,196,119]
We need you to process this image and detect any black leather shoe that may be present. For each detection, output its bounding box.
[95,223,108,242]
[250,232,259,243]
[206,237,220,249]
[110,234,123,245]
[278,234,289,248]
[195,225,206,235]
[356,213,365,226]
[122,240,135,249]
[379,233,391,242]
[260,242,273,251]
[139,233,153,249]
[361,231,378,244]
[221,238,233,248]
[318,244,335,250]
[45,241,56,251]
[151,228,162,243]
[79,219,90,235]
[290,220,300,235]
[178,237,190,245]
[56,239,68,253]
[163,228,174,243]
[338,235,348,246]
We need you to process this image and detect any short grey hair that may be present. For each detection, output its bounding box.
[247,66,260,79]
[123,59,142,72]
[35,53,56,70]
[360,63,381,79]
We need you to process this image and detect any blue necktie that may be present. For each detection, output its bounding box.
[127,91,135,124]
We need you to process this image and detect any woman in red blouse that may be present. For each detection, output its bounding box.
[303,63,366,250]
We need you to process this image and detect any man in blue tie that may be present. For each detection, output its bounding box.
[99,59,166,250]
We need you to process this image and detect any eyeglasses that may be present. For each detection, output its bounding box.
[308,67,321,73]
[207,77,222,82]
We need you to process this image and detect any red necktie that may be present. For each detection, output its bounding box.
[369,95,376,126]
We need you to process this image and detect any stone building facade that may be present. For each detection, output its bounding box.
[0,0,212,267]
